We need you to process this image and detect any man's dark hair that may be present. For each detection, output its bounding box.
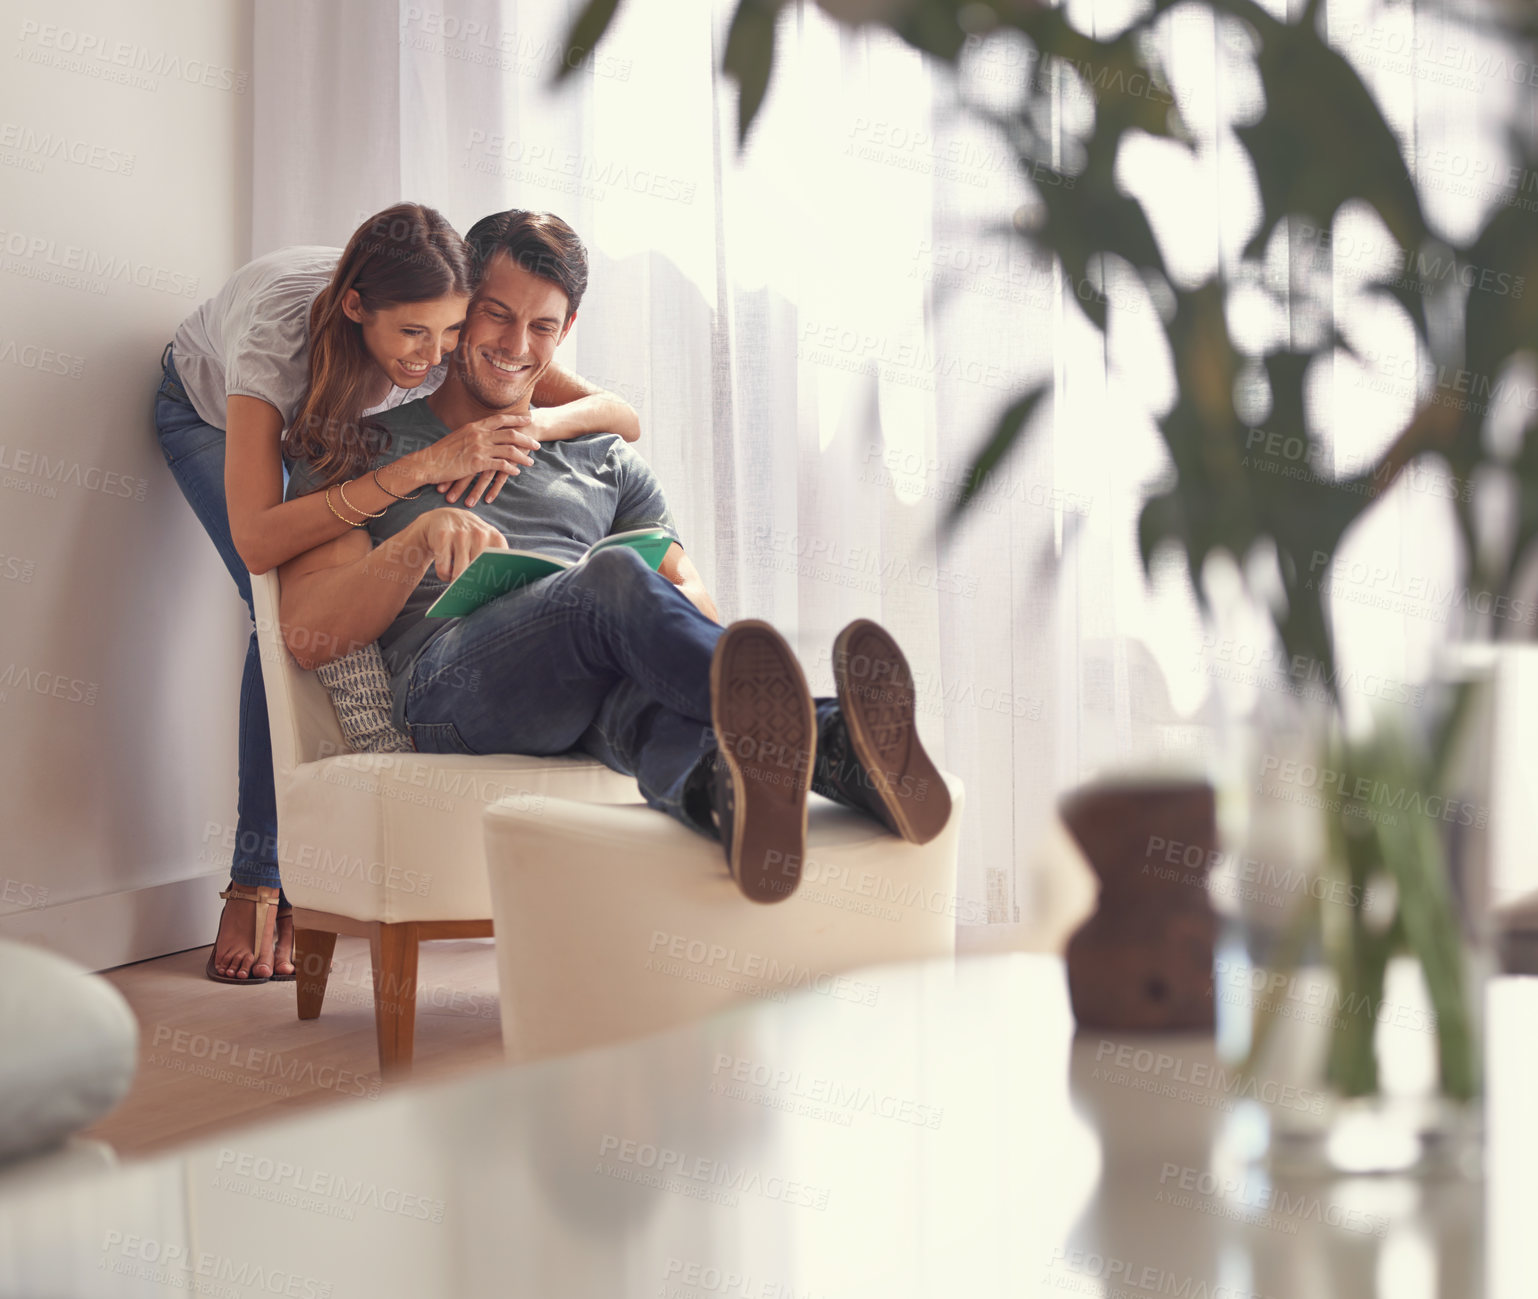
[464,209,589,319]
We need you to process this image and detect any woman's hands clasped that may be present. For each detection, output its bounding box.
[401,412,541,509]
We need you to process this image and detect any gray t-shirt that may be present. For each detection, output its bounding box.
[171,245,444,433]
[287,397,680,727]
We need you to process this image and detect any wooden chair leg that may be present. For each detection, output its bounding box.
[294,929,338,1020]
[369,922,420,1079]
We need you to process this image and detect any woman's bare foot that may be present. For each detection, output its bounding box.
[212,891,277,980]
[273,910,295,978]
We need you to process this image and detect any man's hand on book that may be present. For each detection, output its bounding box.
[418,509,510,584]
[405,413,539,509]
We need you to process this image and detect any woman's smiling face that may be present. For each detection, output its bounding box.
[345,291,470,390]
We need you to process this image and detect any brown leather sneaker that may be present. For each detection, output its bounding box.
[831,619,951,844]
[709,620,816,903]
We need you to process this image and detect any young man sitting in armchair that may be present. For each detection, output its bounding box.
[278,210,950,902]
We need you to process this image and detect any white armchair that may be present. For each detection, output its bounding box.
[250,570,639,1075]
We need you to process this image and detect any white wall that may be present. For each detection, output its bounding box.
[0,0,254,967]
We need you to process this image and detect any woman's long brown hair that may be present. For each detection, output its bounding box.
[286,203,475,486]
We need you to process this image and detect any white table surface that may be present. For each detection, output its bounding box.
[0,953,1505,1298]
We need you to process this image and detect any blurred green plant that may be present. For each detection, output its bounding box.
[556,0,1536,1103]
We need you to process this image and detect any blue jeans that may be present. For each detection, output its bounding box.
[403,546,841,831]
[154,345,285,894]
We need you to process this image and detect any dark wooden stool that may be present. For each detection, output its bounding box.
[1060,779,1218,1033]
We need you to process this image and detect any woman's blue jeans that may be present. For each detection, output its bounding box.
[154,345,284,895]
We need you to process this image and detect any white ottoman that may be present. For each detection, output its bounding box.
[483,776,963,1064]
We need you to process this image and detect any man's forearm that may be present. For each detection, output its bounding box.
[280,523,432,670]
[675,576,721,623]
[658,543,720,623]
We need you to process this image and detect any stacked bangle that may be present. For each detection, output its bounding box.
[373,466,426,501]
[323,484,366,528]
[324,480,387,527]
[337,479,387,521]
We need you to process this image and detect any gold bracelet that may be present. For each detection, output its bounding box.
[337,478,387,519]
[323,484,368,528]
[373,465,426,501]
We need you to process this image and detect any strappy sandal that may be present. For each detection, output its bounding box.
[204,883,280,984]
[269,903,296,982]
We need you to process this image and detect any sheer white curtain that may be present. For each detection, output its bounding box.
[250,0,1486,940]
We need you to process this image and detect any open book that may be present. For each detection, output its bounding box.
[424,527,674,619]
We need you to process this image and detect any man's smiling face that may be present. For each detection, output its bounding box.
[453,251,574,411]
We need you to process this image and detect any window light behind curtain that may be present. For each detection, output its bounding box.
[251,0,1491,940]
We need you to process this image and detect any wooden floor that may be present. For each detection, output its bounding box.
[82,937,506,1159]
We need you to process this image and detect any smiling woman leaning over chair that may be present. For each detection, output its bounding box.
[154,202,641,985]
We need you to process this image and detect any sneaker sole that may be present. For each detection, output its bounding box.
[833,619,951,844]
[711,620,816,903]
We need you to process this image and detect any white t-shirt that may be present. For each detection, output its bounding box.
[170,245,445,437]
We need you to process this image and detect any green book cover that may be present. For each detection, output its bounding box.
[424,527,674,619]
